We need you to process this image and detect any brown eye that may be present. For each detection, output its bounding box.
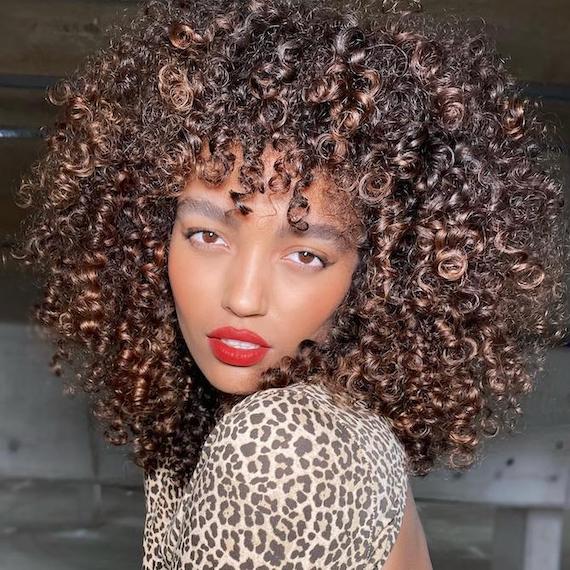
[299,251,317,263]
[286,250,329,270]
[184,228,225,248]
[201,231,218,244]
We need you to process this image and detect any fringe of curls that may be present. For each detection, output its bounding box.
[12,0,570,487]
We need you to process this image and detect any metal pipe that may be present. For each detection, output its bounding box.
[0,127,42,139]
[0,74,60,90]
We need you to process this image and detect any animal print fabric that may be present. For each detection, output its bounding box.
[142,381,409,569]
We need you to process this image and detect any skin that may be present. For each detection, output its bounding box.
[383,483,434,569]
[168,142,361,396]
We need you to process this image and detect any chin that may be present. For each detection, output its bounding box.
[207,378,259,397]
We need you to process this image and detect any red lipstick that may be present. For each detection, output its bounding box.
[206,326,271,367]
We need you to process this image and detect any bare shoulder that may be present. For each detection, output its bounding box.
[382,481,433,570]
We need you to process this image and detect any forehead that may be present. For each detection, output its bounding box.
[187,139,360,219]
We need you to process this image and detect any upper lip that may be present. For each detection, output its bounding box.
[207,326,271,347]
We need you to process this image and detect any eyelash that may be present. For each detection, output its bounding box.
[182,228,331,270]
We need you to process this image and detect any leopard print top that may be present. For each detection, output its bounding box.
[142,381,410,569]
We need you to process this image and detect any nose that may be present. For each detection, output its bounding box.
[221,249,270,318]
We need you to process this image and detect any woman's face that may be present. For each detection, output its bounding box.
[168,145,361,395]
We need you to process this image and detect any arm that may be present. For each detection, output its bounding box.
[381,482,433,570]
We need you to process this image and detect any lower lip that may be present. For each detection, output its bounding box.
[207,337,270,366]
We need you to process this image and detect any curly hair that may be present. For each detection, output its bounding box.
[11,0,570,488]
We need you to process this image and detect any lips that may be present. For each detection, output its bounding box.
[206,326,271,367]
[207,326,270,348]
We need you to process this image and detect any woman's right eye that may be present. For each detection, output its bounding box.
[184,228,226,248]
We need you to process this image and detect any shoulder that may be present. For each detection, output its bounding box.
[201,381,409,516]
[215,380,404,440]
[197,382,350,486]
[172,381,410,567]
[213,381,350,444]
[211,380,408,458]
[208,381,404,460]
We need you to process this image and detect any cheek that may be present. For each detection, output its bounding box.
[280,266,354,327]
[168,231,224,333]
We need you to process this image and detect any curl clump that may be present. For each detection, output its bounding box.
[12,0,570,487]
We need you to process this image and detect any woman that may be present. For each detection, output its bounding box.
[12,0,568,567]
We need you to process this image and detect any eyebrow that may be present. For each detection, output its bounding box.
[176,196,353,251]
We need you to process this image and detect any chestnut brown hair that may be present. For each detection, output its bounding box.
[12,0,569,487]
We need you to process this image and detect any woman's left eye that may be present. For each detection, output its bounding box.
[286,251,329,270]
